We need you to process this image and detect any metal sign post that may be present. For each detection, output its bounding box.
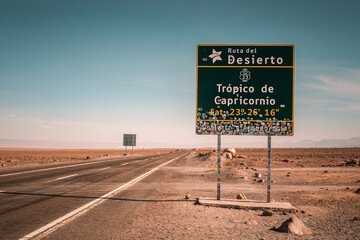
[217,133,221,200]
[123,134,136,155]
[267,135,272,203]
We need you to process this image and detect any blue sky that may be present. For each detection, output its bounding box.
[0,0,359,147]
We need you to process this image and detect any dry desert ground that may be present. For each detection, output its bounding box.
[0,147,359,239]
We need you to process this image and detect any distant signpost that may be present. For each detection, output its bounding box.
[196,45,294,202]
[123,134,136,154]
[196,45,294,136]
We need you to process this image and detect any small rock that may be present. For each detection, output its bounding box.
[258,179,265,183]
[184,194,191,200]
[224,152,233,160]
[244,220,258,225]
[236,193,246,200]
[346,187,350,190]
[238,155,248,158]
[275,216,312,235]
[262,210,274,216]
[255,173,262,178]
[355,188,360,194]
[271,180,276,184]
[282,159,289,163]
[286,174,290,177]
[345,159,358,166]
[240,176,248,180]
[351,217,360,221]
[301,210,305,214]
[86,156,91,159]
[323,170,328,173]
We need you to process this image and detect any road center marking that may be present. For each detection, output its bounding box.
[98,167,110,171]
[19,152,187,240]
[55,174,78,180]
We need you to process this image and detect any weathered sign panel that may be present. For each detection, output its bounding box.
[196,45,294,136]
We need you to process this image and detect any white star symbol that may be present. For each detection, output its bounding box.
[209,49,222,63]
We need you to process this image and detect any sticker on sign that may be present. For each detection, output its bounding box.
[196,45,294,136]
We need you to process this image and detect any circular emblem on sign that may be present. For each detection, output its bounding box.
[240,69,251,82]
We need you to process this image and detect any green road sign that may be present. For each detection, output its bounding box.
[196,45,294,136]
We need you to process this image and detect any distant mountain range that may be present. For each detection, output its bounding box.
[0,137,359,149]
[281,137,360,148]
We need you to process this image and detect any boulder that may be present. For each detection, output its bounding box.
[255,172,262,178]
[275,216,312,235]
[224,148,236,157]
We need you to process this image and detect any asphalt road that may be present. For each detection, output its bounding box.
[0,150,189,240]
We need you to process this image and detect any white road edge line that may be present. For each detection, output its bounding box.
[0,157,135,177]
[19,152,187,240]
[55,174,78,180]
